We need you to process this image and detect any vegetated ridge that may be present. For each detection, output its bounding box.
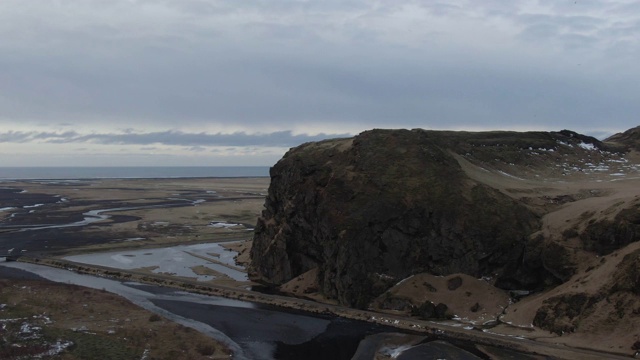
[250,126,640,356]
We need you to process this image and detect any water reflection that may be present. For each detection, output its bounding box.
[0,261,399,360]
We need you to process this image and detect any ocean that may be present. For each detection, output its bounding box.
[0,166,270,180]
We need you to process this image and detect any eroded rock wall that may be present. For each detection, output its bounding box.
[250,129,544,307]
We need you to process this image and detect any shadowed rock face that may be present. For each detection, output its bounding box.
[249,127,640,308]
[533,248,640,335]
[250,129,548,308]
[581,204,640,255]
[248,127,640,355]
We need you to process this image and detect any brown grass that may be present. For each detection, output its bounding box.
[0,279,231,359]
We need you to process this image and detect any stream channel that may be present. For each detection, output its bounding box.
[0,260,413,360]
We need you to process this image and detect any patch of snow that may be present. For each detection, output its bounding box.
[124,237,145,242]
[497,171,524,180]
[578,142,596,150]
[140,349,150,360]
[376,273,394,281]
[209,221,242,228]
[23,204,44,209]
[0,207,15,212]
[39,340,74,357]
[380,345,414,358]
[20,322,41,338]
[480,329,528,340]
[394,275,414,287]
[36,314,53,325]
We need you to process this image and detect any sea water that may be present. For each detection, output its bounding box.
[0,166,269,180]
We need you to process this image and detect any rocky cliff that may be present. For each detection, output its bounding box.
[249,129,635,307]
[250,126,640,355]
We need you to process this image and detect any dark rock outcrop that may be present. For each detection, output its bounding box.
[249,127,640,309]
[533,293,600,335]
[411,301,450,320]
[250,129,551,308]
[581,203,640,255]
[606,126,640,151]
[533,248,640,336]
[378,295,413,311]
[612,249,640,295]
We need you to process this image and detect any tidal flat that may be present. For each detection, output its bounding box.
[64,242,249,282]
[0,177,268,258]
[0,177,269,358]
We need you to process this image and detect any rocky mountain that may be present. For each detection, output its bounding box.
[249,127,640,354]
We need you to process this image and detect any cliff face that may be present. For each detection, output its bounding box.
[250,127,640,354]
[250,128,640,309]
[251,129,558,307]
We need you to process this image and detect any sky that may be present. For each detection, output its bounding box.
[1,0,639,167]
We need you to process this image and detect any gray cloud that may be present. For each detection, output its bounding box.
[0,0,639,167]
[516,13,606,50]
[538,0,611,13]
[0,130,351,148]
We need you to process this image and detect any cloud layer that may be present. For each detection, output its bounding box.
[1,1,639,165]
[0,129,349,147]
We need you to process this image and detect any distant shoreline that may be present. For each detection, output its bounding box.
[0,166,271,180]
[0,176,270,181]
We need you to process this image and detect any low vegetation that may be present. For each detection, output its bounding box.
[0,279,230,359]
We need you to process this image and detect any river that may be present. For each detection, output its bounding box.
[0,260,419,360]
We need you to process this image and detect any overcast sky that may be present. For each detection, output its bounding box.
[1,0,639,166]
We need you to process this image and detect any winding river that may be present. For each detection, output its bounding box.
[0,260,409,360]
[16,200,200,232]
